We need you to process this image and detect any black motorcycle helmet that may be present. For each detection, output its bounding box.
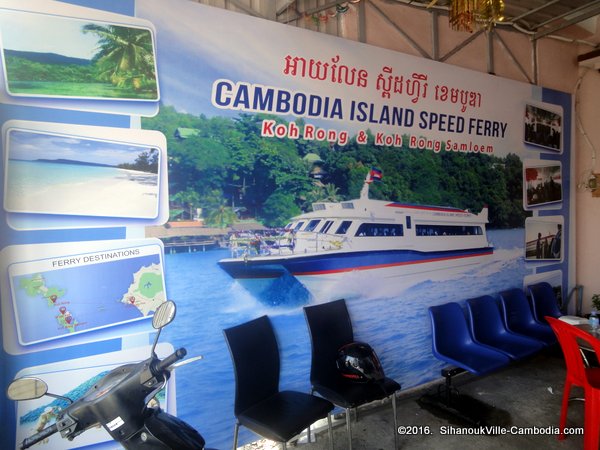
[336,342,385,382]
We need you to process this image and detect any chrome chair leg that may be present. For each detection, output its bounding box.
[392,393,398,449]
[327,412,333,450]
[233,422,239,450]
[346,407,353,450]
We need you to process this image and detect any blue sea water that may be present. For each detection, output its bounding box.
[159,228,527,449]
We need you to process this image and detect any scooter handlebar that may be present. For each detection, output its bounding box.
[153,347,187,376]
[20,423,59,450]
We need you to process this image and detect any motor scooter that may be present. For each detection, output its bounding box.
[7,300,206,450]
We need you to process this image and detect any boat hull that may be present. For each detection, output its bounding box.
[218,246,493,301]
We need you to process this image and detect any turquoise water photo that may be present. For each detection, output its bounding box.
[5,129,160,218]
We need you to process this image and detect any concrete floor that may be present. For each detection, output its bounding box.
[241,348,588,450]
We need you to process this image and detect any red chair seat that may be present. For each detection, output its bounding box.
[546,316,600,449]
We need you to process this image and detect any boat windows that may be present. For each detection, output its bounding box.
[341,202,355,209]
[355,223,404,237]
[294,221,305,231]
[415,224,483,237]
[320,220,334,234]
[304,219,321,232]
[406,216,412,229]
[313,203,326,211]
[335,220,352,234]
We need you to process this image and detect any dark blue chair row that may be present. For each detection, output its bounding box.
[500,287,558,345]
[468,294,545,360]
[429,301,511,376]
[429,289,556,376]
[527,281,563,324]
[424,290,555,425]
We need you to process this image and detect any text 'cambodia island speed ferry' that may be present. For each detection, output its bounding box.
[218,171,494,301]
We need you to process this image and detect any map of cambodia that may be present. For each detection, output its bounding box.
[10,248,165,346]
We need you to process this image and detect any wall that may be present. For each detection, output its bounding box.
[279,0,597,308]
[0,1,582,449]
[574,66,600,308]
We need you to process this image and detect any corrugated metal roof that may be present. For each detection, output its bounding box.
[405,0,600,39]
[189,1,600,44]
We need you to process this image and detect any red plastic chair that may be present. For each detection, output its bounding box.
[546,316,600,449]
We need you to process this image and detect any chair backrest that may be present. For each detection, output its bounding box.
[429,302,473,357]
[304,299,354,385]
[529,282,562,322]
[223,315,280,416]
[546,316,591,387]
[466,295,507,342]
[499,288,537,329]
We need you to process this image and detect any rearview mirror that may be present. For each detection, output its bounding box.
[152,300,176,330]
[7,377,48,401]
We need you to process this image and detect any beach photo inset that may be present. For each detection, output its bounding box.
[524,103,562,152]
[4,129,161,218]
[0,9,159,100]
[524,162,562,208]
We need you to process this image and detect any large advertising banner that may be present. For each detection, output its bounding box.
[0,0,571,448]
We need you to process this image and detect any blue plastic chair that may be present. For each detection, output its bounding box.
[429,302,511,375]
[528,282,563,324]
[499,288,557,345]
[466,295,545,360]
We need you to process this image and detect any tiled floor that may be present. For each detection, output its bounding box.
[240,349,587,450]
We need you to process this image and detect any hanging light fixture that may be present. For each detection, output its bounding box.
[430,0,505,32]
[452,0,505,32]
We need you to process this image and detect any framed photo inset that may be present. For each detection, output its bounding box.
[524,162,562,208]
[524,103,562,152]
[525,217,563,262]
[0,9,159,101]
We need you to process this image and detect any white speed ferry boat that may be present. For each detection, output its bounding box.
[218,174,494,301]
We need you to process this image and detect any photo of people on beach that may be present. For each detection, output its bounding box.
[0,9,159,100]
[4,129,161,218]
[524,103,562,152]
[524,162,562,208]
[525,217,563,261]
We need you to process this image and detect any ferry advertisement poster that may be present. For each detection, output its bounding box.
[0,0,572,449]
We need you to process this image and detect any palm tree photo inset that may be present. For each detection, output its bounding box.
[0,9,159,100]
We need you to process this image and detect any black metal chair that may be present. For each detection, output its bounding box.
[303,299,400,450]
[223,315,334,450]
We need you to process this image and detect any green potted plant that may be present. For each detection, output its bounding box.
[593,293,600,312]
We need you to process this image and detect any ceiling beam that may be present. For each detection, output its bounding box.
[509,0,562,23]
[368,0,431,59]
[533,3,600,40]
[439,29,485,62]
[226,0,266,18]
[535,0,600,28]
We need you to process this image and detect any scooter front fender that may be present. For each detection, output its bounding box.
[121,409,205,450]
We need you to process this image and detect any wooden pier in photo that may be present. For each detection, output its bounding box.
[146,220,266,253]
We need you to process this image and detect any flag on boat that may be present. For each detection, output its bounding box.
[370,167,383,182]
